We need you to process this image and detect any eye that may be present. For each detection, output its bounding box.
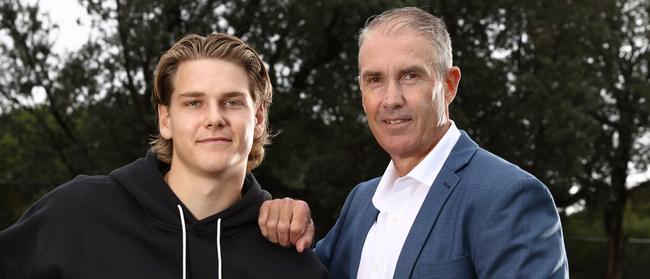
[224,99,245,108]
[184,100,202,107]
[403,72,419,80]
[363,75,384,86]
[367,76,381,83]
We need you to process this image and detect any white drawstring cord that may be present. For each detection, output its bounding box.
[178,205,222,279]
[217,218,222,279]
[177,205,187,279]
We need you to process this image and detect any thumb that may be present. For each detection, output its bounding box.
[295,219,315,253]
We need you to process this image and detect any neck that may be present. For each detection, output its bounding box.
[392,121,451,177]
[164,164,245,220]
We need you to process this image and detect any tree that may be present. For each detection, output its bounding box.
[0,0,409,232]
[580,1,650,277]
[0,1,97,229]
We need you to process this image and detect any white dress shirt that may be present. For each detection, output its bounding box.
[357,122,461,279]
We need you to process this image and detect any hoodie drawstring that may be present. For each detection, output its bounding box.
[217,218,222,279]
[177,205,223,279]
[177,205,187,279]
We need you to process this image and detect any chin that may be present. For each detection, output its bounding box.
[380,138,411,150]
[202,160,246,173]
[196,165,226,174]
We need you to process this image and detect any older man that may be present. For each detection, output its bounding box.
[260,7,568,279]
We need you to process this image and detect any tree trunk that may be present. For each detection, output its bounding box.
[604,200,625,279]
[605,139,629,279]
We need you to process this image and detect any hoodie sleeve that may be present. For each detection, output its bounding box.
[0,187,63,278]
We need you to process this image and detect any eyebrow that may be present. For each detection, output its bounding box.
[360,71,382,79]
[176,91,205,98]
[360,65,430,78]
[176,91,249,99]
[398,65,429,76]
[220,91,249,99]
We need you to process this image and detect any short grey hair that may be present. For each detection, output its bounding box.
[358,7,453,79]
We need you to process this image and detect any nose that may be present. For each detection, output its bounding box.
[205,104,226,129]
[382,80,405,109]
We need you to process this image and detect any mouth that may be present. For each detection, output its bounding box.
[197,137,231,143]
[382,119,411,125]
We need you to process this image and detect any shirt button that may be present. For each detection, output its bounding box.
[374,263,380,270]
[391,217,399,224]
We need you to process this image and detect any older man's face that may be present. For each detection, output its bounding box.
[358,29,454,175]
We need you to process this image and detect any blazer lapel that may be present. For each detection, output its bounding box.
[350,183,380,278]
[393,131,478,278]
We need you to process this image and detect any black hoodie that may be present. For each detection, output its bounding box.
[0,151,330,279]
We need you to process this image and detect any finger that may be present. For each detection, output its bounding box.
[296,219,315,253]
[289,200,310,245]
[258,200,271,238]
[277,198,294,247]
[265,199,281,244]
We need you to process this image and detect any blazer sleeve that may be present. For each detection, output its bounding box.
[472,177,568,279]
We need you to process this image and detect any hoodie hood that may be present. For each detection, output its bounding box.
[109,150,270,238]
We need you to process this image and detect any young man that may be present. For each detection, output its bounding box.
[0,33,329,279]
[260,7,569,279]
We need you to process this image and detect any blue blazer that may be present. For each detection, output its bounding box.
[315,131,568,278]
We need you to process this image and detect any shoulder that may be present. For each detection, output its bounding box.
[456,150,566,277]
[27,175,125,219]
[461,148,542,189]
[451,147,553,215]
[349,177,381,199]
[48,175,122,204]
[230,230,330,278]
[3,174,125,238]
[269,248,330,278]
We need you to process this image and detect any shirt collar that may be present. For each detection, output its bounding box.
[406,121,461,187]
[373,121,461,211]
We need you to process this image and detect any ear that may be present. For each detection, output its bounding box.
[444,66,461,104]
[253,105,266,139]
[158,104,172,139]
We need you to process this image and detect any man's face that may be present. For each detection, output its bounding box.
[158,58,264,177]
[359,29,458,174]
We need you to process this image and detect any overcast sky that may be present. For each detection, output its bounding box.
[35,0,91,54]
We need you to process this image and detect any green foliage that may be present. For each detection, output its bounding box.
[564,191,650,279]
[0,0,649,276]
[627,186,650,238]
[0,0,408,231]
